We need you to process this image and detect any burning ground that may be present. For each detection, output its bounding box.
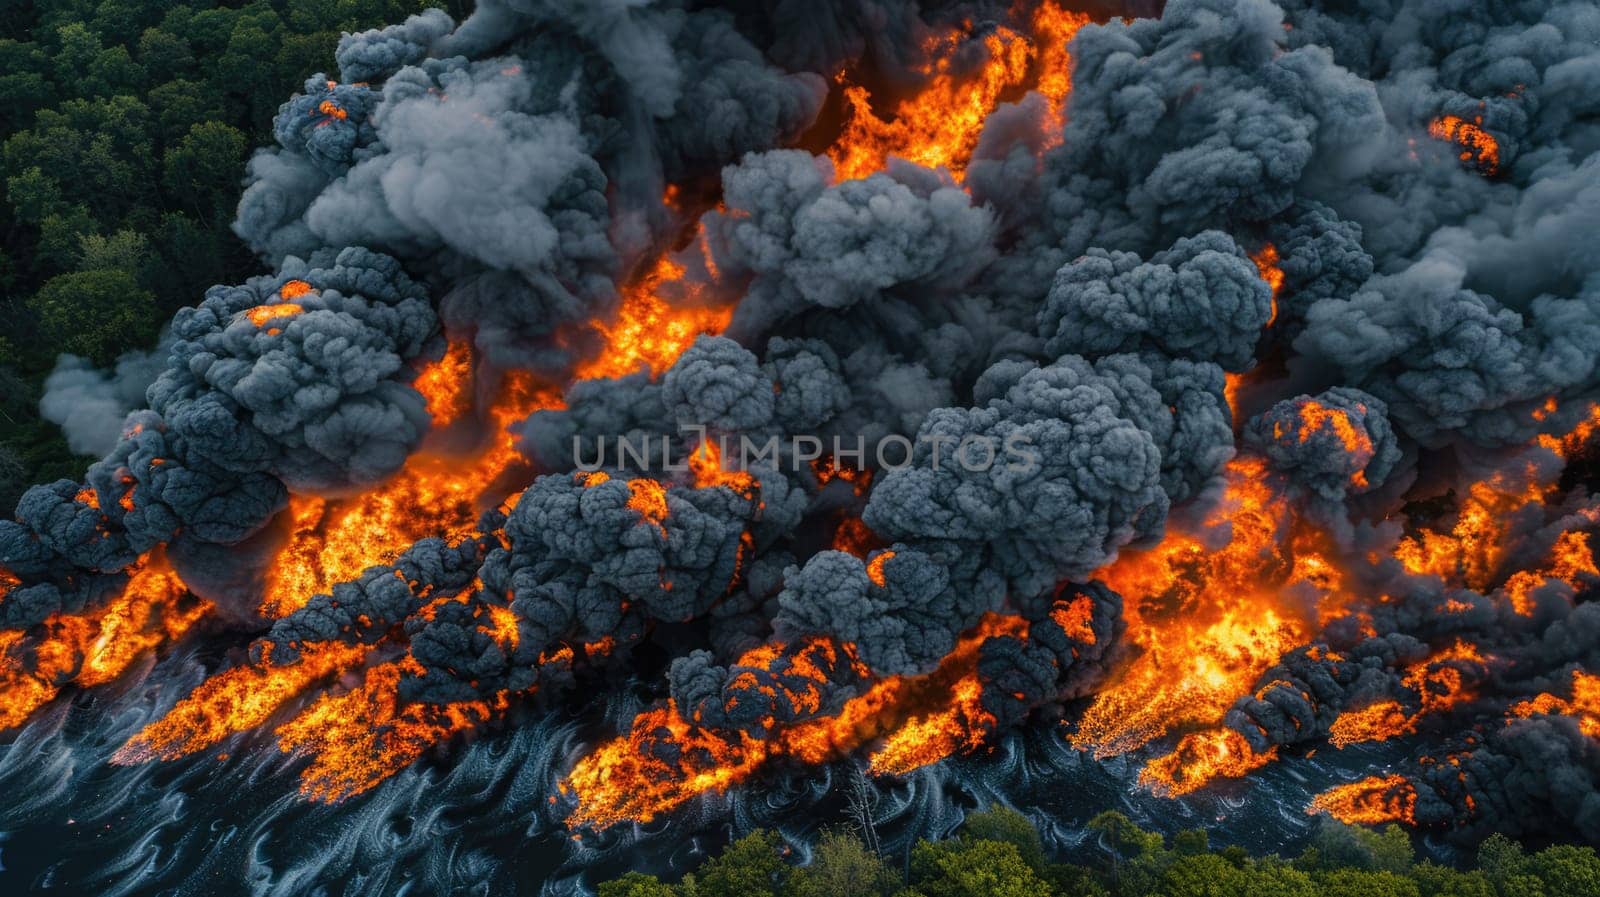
[5,0,1600,892]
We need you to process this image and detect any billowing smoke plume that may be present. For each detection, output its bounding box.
[5,0,1600,890]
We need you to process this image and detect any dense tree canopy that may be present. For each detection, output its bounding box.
[0,0,465,510]
[596,807,1600,897]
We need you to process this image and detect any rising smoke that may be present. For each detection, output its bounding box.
[5,0,1600,891]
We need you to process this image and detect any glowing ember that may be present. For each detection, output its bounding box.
[1250,244,1284,327]
[244,303,305,327]
[865,550,895,588]
[1428,115,1500,174]
[827,3,1088,180]
[1310,774,1418,826]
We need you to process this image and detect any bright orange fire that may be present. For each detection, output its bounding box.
[1428,115,1500,174]
[414,338,474,426]
[1,551,205,729]
[1310,774,1418,826]
[563,614,1030,829]
[245,303,304,327]
[1327,640,1485,747]
[275,655,508,801]
[1509,670,1600,739]
[113,640,375,763]
[1251,244,1284,327]
[1278,399,1374,489]
[574,246,732,382]
[1394,463,1552,592]
[1073,456,1331,758]
[1501,529,1598,615]
[827,3,1088,181]
[258,370,554,618]
[1140,728,1277,797]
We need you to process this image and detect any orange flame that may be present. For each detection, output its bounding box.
[113,640,375,763]
[575,238,732,382]
[1250,244,1284,327]
[1278,399,1374,489]
[258,371,555,618]
[1140,728,1278,796]
[1428,115,1500,174]
[414,338,474,426]
[275,656,508,801]
[1,551,205,729]
[1310,774,1417,826]
[1509,670,1600,739]
[827,3,1088,181]
[564,615,1028,829]
[1328,640,1486,747]
[1073,456,1328,758]
[244,303,305,327]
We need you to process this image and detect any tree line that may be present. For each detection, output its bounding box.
[599,807,1600,897]
[0,0,467,511]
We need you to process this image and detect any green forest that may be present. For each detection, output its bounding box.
[0,0,467,511]
[602,809,1600,897]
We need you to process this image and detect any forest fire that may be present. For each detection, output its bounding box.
[3,1,1599,883]
[257,368,553,618]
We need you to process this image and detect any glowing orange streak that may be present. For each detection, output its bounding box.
[275,656,509,802]
[1250,244,1284,327]
[1309,774,1417,826]
[0,551,205,729]
[865,550,895,588]
[564,615,1028,829]
[244,303,304,326]
[112,640,376,763]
